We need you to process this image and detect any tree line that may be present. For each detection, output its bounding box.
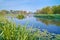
[35,5,60,14]
[0,5,60,15]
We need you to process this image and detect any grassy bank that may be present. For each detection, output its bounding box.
[34,14,60,19]
[0,16,60,40]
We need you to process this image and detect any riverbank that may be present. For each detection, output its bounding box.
[34,14,60,19]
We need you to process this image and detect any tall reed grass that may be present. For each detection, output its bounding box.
[0,17,60,40]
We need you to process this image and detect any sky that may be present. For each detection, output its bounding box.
[0,0,60,12]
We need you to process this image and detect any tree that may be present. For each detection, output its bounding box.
[0,10,9,15]
[52,5,60,14]
[42,7,53,14]
[35,5,60,14]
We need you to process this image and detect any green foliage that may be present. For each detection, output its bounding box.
[0,17,60,40]
[0,10,9,15]
[54,34,60,40]
[35,5,60,14]
[16,14,25,19]
[34,14,60,19]
[41,7,53,14]
[52,5,60,14]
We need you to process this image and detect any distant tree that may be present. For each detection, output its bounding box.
[52,5,60,14]
[10,10,14,13]
[0,10,9,15]
[42,6,53,14]
[35,5,60,14]
[35,6,53,14]
[18,11,27,15]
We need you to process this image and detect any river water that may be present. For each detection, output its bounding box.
[8,16,60,34]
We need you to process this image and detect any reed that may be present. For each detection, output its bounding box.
[0,17,60,40]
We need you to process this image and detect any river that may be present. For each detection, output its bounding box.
[8,14,60,34]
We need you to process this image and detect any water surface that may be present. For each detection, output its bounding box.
[8,16,60,34]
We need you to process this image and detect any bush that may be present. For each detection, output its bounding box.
[16,14,25,19]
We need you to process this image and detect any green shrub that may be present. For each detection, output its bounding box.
[16,14,25,19]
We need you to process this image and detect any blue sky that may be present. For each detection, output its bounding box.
[0,0,60,12]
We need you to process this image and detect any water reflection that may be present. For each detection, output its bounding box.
[36,18,60,26]
[8,16,60,34]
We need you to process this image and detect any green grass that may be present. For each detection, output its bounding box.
[34,14,60,16]
[0,16,60,40]
[34,14,60,19]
